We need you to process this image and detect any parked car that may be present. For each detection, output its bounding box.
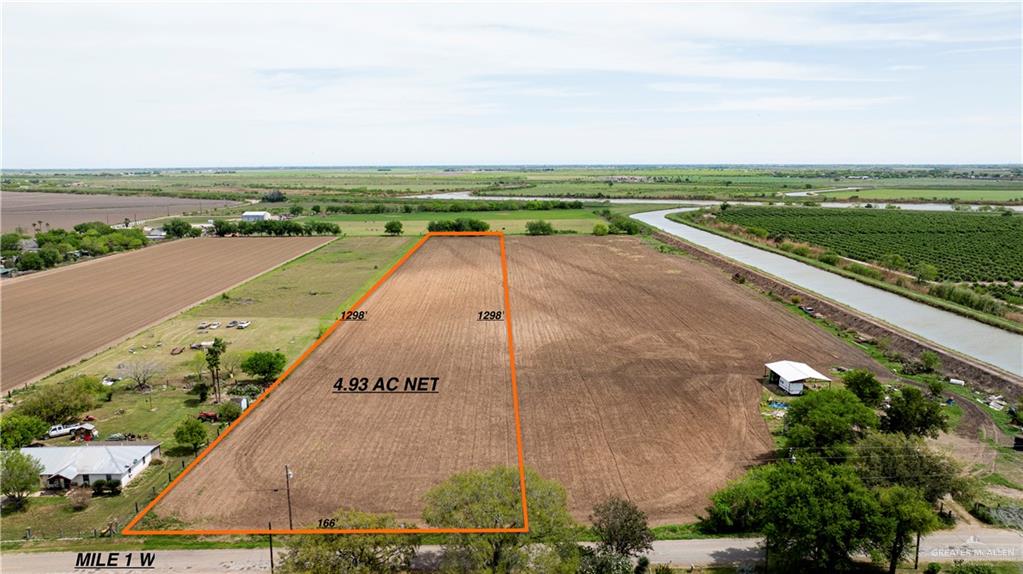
[47,422,95,438]
[101,376,121,386]
[208,322,222,329]
[197,321,210,329]
[236,321,251,329]
[226,320,239,328]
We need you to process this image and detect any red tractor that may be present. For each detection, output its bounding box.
[197,411,219,422]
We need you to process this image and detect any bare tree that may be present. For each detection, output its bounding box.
[123,360,163,392]
[221,351,242,383]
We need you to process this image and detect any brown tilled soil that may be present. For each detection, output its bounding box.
[154,236,518,529]
[148,236,886,530]
[0,191,237,232]
[0,237,332,390]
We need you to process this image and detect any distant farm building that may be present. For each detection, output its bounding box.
[20,443,161,490]
[764,360,831,395]
[241,211,272,222]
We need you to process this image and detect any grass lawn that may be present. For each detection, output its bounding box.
[303,209,604,235]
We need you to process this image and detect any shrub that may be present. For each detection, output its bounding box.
[384,220,403,236]
[91,479,107,495]
[608,215,641,235]
[593,223,609,236]
[848,263,883,280]
[217,401,242,423]
[262,190,287,202]
[791,245,811,257]
[818,251,840,265]
[68,487,91,510]
[426,218,490,232]
[525,220,555,235]
[928,283,1005,316]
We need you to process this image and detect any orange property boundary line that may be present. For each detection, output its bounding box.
[123,231,530,536]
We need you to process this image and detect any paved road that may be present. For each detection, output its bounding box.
[4,528,1019,573]
[633,208,1023,377]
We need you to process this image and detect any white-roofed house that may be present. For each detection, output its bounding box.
[19,443,161,490]
[764,360,832,395]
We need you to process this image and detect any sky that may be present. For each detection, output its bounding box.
[2,2,1021,168]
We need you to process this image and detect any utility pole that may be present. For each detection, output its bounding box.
[268,521,275,573]
[284,465,294,530]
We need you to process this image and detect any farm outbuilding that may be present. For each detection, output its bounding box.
[19,443,161,490]
[764,360,831,395]
[241,211,272,222]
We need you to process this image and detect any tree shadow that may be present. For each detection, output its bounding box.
[163,444,196,458]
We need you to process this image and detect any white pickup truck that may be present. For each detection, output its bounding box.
[47,423,95,438]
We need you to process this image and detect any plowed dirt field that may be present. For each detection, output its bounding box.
[151,236,519,530]
[143,235,883,530]
[1,237,333,390]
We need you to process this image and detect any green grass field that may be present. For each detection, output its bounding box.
[6,166,1020,204]
[301,209,604,235]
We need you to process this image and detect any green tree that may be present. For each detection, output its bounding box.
[311,205,321,214]
[882,387,948,438]
[759,458,883,572]
[280,511,419,574]
[1,232,23,254]
[384,220,403,236]
[578,547,631,574]
[0,450,44,507]
[0,414,50,449]
[423,467,579,573]
[914,262,939,283]
[854,433,970,503]
[241,351,288,385]
[842,369,884,407]
[590,495,654,558]
[289,205,305,216]
[784,388,878,457]
[212,219,237,236]
[919,351,941,373]
[163,219,194,238]
[217,401,242,423]
[701,464,773,533]
[927,379,944,398]
[205,338,228,402]
[16,251,44,271]
[873,486,939,574]
[16,379,97,424]
[525,220,555,235]
[593,223,609,236]
[174,418,208,454]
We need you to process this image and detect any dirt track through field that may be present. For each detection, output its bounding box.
[145,236,885,530]
[152,236,519,530]
[0,237,332,390]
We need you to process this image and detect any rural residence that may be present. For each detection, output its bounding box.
[19,443,161,490]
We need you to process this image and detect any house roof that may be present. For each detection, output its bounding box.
[242,211,271,216]
[765,360,832,383]
[20,444,160,478]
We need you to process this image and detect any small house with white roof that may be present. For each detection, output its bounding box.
[19,443,161,490]
[764,361,832,395]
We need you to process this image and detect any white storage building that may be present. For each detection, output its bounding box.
[764,361,831,395]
